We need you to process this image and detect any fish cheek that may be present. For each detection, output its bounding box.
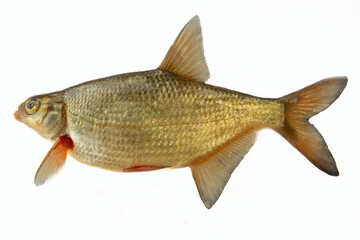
[43,109,62,129]
[43,112,57,127]
[40,107,66,140]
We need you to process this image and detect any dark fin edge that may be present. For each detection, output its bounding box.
[275,77,348,176]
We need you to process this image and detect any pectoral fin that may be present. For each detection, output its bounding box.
[190,129,257,209]
[34,135,74,186]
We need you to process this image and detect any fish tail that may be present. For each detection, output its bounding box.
[275,77,347,176]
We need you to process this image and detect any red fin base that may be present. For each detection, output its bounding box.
[123,165,163,172]
[61,135,74,150]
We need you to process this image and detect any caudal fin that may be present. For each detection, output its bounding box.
[275,77,347,176]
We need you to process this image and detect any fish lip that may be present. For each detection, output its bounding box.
[14,110,21,122]
[14,103,24,122]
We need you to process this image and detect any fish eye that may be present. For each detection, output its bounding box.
[25,99,40,115]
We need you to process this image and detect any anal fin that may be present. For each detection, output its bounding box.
[34,135,74,186]
[190,129,257,209]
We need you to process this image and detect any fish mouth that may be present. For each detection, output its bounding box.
[14,110,21,122]
[14,103,25,122]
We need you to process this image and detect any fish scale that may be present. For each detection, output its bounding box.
[64,70,283,170]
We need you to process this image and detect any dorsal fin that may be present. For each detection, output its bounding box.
[158,16,210,82]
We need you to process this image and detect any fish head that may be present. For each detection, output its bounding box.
[14,92,66,141]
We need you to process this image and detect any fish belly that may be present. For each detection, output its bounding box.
[64,70,284,171]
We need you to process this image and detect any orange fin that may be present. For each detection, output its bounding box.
[34,135,74,186]
[158,16,210,82]
[276,77,347,176]
[190,130,257,209]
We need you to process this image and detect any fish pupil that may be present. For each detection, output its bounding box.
[27,101,35,109]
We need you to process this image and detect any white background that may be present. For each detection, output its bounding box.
[1,0,359,239]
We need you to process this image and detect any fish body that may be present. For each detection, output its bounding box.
[64,70,283,171]
[14,16,347,208]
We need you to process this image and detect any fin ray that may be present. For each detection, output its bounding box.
[190,129,257,209]
[276,77,347,176]
[158,16,210,82]
[34,135,74,186]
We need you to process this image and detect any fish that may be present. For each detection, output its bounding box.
[14,16,347,209]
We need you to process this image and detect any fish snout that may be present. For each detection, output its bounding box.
[14,103,25,122]
[14,110,21,122]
